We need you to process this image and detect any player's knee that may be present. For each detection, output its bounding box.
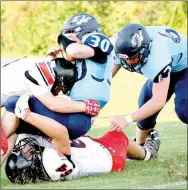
[4,96,19,113]
[137,120,156,130]
[175,101,188,124]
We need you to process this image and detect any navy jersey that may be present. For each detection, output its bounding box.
[69,33,114,108]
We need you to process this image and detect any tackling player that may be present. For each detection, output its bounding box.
[1,57,77,156]
[1,57,77,107]
[1,57,99,157]
[110,24,187,157]
[2,13,113,157]
[4,129,159,184]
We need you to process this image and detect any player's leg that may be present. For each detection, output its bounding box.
[136,80,161,145]
[1,133,17,165]
[174,69,188,124]
[126,140,145,159]
[1,94,8,107]
[28,96,92,140]
[127,130,160,160]
[2,96,21,138]
[136,79,175,145]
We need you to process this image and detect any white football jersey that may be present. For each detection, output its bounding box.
[16,134,113,181]
[1,57,55,106]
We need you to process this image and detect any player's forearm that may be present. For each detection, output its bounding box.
[66,43,94,58]
[37,92,86,113]
[131,98,165,122]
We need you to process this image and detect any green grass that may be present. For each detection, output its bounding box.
[1,122,187,189]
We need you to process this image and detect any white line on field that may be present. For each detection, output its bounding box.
[138,181,187,189]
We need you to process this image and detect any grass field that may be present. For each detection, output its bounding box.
[1,123,187,189]
[1,67,187,189]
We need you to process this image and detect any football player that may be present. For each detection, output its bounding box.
[1,57,99,158]
[110,24,187,157]
[1,57,76,156]
[2,13,113,158]
[1,57,77,107]
[52,13,114,108]
[5,129,159,184]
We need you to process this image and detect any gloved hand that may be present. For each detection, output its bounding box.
[84,100,101,117]
[15,94,31,120]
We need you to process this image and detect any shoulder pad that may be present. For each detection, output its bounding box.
[82,33,113,55]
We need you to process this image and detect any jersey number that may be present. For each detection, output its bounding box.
[87,35,111,53]
[157,65,172,82]
[56,163,73,177]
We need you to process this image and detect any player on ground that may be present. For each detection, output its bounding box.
[110,24,187,157]
[5,129,160,184]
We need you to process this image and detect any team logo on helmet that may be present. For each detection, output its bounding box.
[71,15,92,25]
[131,30,143,48]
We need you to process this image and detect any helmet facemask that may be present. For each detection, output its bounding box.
[5,138,50,184]
[115,24,152,72]
[117,42,152,72]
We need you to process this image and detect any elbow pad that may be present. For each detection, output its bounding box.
[57,33,77,53]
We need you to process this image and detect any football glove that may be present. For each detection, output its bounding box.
[14,94,31,120]
[84,100,101,117]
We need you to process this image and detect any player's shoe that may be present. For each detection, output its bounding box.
[144,129,160,160]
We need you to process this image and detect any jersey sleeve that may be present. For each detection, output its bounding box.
[82,33,113,64]
[153,63,172,83]
[141,39,172,82]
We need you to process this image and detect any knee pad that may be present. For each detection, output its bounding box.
[4,96,19,113]
[175,101,188,124]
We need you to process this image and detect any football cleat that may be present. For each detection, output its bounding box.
[144,129,160,160]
